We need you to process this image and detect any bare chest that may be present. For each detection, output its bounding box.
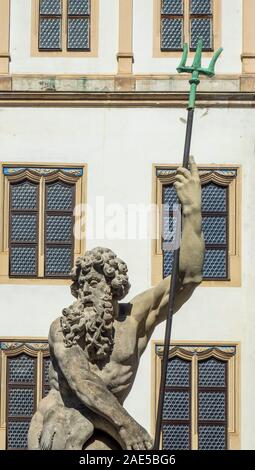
[90,316,139,399]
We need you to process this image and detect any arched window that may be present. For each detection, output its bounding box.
[0,164,86,283]
[153,166,241,287]
[0,340,50,450]
[162,177,230,280]
[153,343,240,450]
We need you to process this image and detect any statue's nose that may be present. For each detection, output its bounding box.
[83,282,91,295]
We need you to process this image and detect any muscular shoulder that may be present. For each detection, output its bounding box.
[128,283,162,325]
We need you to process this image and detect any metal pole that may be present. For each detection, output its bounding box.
[153,39,223,450]
[153,108,194,450]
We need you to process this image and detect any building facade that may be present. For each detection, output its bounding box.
[0,0,255,450]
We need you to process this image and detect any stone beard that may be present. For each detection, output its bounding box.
[61,247,131,364]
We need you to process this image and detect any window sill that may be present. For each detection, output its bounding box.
[0,276,72,285]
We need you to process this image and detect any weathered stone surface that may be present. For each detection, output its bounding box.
[0,76,11,91]
[12,77,115,92]
[240,75,255,92]
[136,78,240,93]
[12,76,240,93]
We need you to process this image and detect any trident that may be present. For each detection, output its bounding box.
[153,39,223,450]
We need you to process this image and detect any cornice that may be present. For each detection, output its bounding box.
[0,91,255,108]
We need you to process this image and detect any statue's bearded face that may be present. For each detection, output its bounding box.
[80,268,112,311]
[61,271,115,363]
[61,248,130,364]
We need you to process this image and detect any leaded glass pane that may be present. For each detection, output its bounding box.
[46,183,74,210]
[190,0,212,14]
[45,246,72,276]
[46,215,73,242]
[162,0,183,15]
[7,421,30,449]
[203,249,227,278]
[68,0,90,15]
[11,215,37,243]
[10,246,37,276]
[39,18,62,50]
[43,357,51,385]
[40,0,61,15]
[199,425,226,450]
[199,392,226,421]
[199,358,226,388]
[191,18,212,50]
[11,182,38,210]
[163,249,173,277]
[163,391,190,420]
[8,355,35,384]
[202,217,227,245]
[166,357,190,387]
[8,388,34,417]
[202,183,227,212]
[163,184,179,208]
[163,213,178,244]
[68,18,90,49]
[161,18,183,50]
[163,424,190,450]
[43,357,51,396]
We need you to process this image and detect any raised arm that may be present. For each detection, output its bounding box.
[131,156,205,342]
[49,319,152,450]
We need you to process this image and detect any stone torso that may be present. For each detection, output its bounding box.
[50,303,142,405]
[90,309,139,403]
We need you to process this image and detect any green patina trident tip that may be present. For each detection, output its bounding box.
[177,39,223,109]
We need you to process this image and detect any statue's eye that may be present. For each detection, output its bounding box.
[90,279,98,287]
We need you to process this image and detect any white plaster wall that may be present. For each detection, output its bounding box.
[133,0,242,75]
[10,0,119,74]
[0,106,255,448]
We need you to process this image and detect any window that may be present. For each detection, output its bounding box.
[153,0,221,57]
[0,164,86,283]
[0,339,50,450]
[152,166,241,287]
[162,357,192,449]
[32,0,99,56]
[152,342,240,450]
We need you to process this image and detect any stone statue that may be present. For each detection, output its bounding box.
[28,156,204,450]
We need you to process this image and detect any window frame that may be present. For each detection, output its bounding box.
[162,357,192,449]
[44,179,75,279]
[31,0,99,57]
[153,0,221,58]
[9,179,40,279]
[152,164,241,287]
[152,341,240,450]
[0,338,50,450]
[0,163,87,285]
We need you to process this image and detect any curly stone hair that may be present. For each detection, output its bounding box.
[70,247,131,301]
